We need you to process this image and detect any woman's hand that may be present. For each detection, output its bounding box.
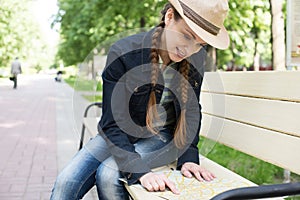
[181,162,216,181]
[139,172,180,194]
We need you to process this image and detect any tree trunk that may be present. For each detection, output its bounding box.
[140,17,145,28]
[270,0,286,70]
[253,41,260,71]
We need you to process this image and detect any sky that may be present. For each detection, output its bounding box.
[31,0,59,45]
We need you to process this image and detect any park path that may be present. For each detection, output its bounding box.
[0,74,97,200]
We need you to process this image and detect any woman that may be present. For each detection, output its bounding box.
[51,0,229,199]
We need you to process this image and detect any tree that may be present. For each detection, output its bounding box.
[217,0,272,71]
[53,0,282,71]
[269,0,286,70]
[0,0,52,70]
[251,0,272,71]
[53,0,166,66]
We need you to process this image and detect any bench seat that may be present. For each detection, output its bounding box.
[125,157,259,200]
[81,71,300,199]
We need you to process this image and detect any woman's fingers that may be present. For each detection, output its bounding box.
[144,182,154,191]
[140,172,179,194]
[181,162,216,182]
[193,170,204,181]
[181,168,193,178]
[141,164,216,195]
[200,170,215,181]
[162,176,180,194]
[150,178,164,191]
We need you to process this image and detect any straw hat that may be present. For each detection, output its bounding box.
[169,0,230,49]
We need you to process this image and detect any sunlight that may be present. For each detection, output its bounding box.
[31,0,59,46]
[0,121,26,128]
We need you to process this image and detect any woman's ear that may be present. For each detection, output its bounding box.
[164,8,174,26]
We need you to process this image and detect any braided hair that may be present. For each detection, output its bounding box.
[146,3,191,148]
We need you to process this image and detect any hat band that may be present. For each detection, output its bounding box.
[179,0,220,36]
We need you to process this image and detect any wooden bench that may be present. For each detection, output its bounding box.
[79,102,102,150]
[81,71,300,199]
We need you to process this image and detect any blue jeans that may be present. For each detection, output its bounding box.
[50,130,177,200]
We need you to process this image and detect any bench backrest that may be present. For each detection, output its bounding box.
[200,71,300,175]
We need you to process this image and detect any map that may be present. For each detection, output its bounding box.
[136,170,252,200]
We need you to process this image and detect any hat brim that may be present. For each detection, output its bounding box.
[169,0,230,50]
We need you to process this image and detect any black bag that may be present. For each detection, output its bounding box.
[9,77,15,81]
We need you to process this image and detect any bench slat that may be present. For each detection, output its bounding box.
[201,114,300,175]
[201,92,300,137]
[202,71,300,102]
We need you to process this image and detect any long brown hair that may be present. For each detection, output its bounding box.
[146,3,190,148]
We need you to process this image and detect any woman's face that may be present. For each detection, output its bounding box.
[162,8,206,63]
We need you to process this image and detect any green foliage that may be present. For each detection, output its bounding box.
[34,64,42,73]
[0,0,52,69]
[53,0,279,69]
[218,0,272,69]
[53,0,166,66]
[0,0,28,67]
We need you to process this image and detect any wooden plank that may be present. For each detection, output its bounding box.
[202,71,300,102]
[125,185,164,200]
[200,114,300,175]
[200,157,255,185]
[200,92,300,137]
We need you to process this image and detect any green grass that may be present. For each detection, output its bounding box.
[64,76,102,92]
[287,197,300,200]
[65,76,103,103]
[82,95,102,102]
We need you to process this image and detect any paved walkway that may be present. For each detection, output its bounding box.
[0,74,98,200]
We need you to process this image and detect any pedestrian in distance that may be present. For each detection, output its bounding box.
[55,70,63,82]
[10,57,22,89]
[51,0,230,199]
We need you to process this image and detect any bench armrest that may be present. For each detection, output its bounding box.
[79,102,102,150]
[210,182,300,200]
[83,102,103,117]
